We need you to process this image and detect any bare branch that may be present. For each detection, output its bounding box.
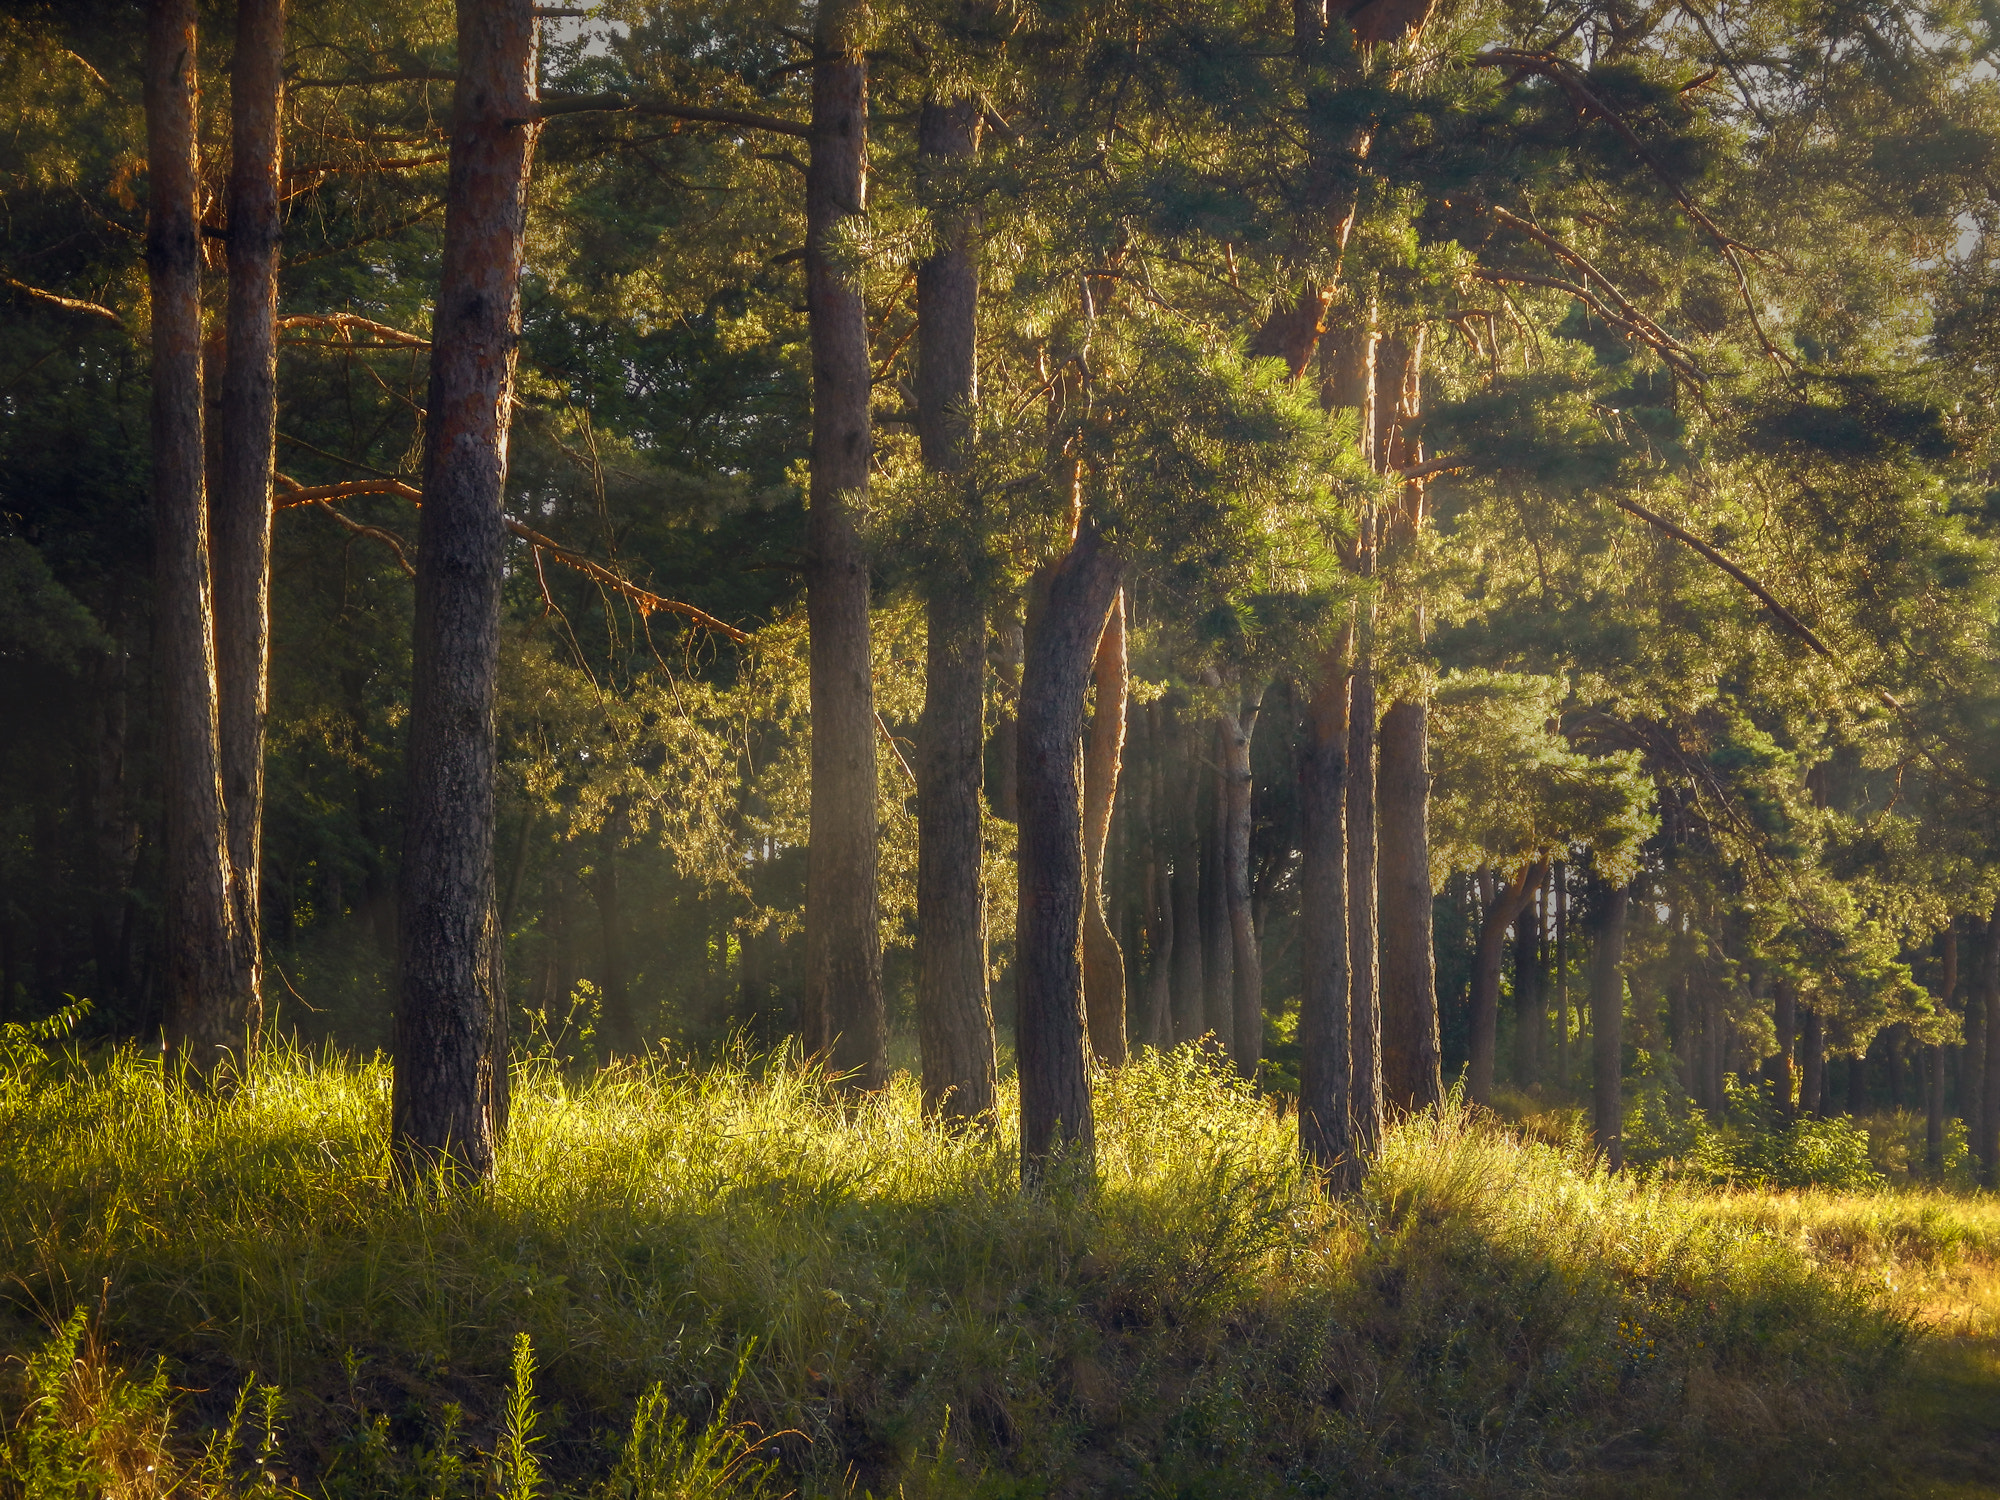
[1467,267,1702,381]
[503,519,751,640]
[277,312,431,348]
[2,274,123,327]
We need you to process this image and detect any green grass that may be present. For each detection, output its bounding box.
[0,1038,1987,1497]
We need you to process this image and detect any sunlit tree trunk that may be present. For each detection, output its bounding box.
[1298,632,1354,1184]
[1378,698,1440,1109]
[802,0,886,1089]
[1015,523,1120,1180]
[391,0,539,1183]
[1219,684,1263,1076]
[913,94,996,1122]
[1346,612,1380,1150]
[1081,593,1129,1065]
[147,0,245,1066]
[1591,880,1631,1169]
[213,0,286,1051]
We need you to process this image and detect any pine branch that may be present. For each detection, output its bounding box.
[1467,267,1702,381]
[277,313,431,348]
[2,274,123,327]
[1483,205,1697,368]
[531,92,811,138]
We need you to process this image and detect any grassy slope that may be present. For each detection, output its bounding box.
[1,1042,1995,1498]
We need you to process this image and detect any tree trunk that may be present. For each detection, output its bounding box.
[213,0,285,1050]
[1848,1043,1868,1116]
[147,0,246,1065]
[1512,895,1540,1090]
[988,608,1022,822]
[1220,684,1263,1076]
[1298,636,1354,1184]
[802,0,886,1089]
[1929,927,1955,1172]
[1015,524,1120,1180]
[1591,881,1631,1168]
[1982,899,2000,1186]
[1200,743,1235,1059]
[1376,697,1440,1111]
[1346,614,1381,1151]
[1555,865,1569,1092]
[1139,704,1174,1049]
[1168,709,1205,1045]
[1801,1007,1824,1119]
[391,0,538,1183]
[913,93,995,1122]
[1468,860,1543,1107]
[1771,980,1797,1119]
[1081,594,1129,1065]
[594,805,638,1056]
[1964,927,1985,1147]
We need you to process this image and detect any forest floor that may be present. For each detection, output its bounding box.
[3,1038,2000,1498]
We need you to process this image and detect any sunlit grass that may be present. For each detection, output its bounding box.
[0,1037,1983,1496]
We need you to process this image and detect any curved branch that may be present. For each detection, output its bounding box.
[2,275,123,327]
[1468,268,1702,381]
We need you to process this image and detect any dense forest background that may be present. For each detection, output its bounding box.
[9,0,2000,1178]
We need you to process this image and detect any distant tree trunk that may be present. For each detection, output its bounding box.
[1848,1045,1868,1116]
[1220,684,1264,1076]
[212,0,285,1049]
[1801,1007,1824,1119]
[988,608,1022,822]
[1139,705,1174,1048]
[1081,594,1129,1065]
[801,0,886,1089]
[1377,698,1440,1110]
[1015,523,1120,1180]
[391,0,539,1183]
[913,94,995,1123]
[1929,927,1955,1173]
[1298,634,1354,1184]
[1200,747,1235,1059]
[1347,609,1381,1152]
[1591,881,1631,1168]
[147,0,245,1065]
[1554,866,1569,1092]
[1512,894,1541,1089]
[1167,709,1205,1044]
[1771,981,1797,1120]
[1468,860,1544,1107]
[1964,923,1985,1149]
[1982,899,2000,1186]
[594,805,638,1056]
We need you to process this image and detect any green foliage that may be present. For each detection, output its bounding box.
[1625,1071,1885,1191]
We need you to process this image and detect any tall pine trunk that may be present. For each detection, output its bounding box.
[913,95,995,1122]
[1081,594,1129,1065]
[1015,524,1120,1180]
[1219,685,1263,1076]
[1298,636,1354,1184]
[1801,1007,1824,1118]
[1378,697,1440,1108]
[1168,710,1205,1044]
[1591,880,1631,1169]
[1346,612,1381,1151]
[1963,919,1985,1151]
[391,0,538,1182]
[803,0,885,1088]
[1200,744,1235,1059]
[147,0,245,1064]
[213,0,285,1046]
[1139,704,1174,1048]
[1468,862,1541,1106]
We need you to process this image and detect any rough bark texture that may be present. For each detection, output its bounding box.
[1081,594,1129,1066]
[1377,697,1440,1109]
[802,0,886,1089]
[913,94,995,1122]
[148,0,245,1065]
[1591,882,1631,1169]
[213,0,285,1044]
[1015,525,1120,1180]
[1298,640,1354,1184]
[391,0,538,1183]
[1468,861,1543,1107]
[1346,621,1381,1152]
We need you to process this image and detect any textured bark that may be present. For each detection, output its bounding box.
[1377,697,1440,1109]
[1015,525,1121,1180]
[802,0,886,1088]
[1298,638,1354,1183]
[1219,686,1264,1076]
[391,0,538,1183]
[1139,705,1174,1048]
[1591,882,1631,1168]
[913,94,995,1122]
[1346,624,1381,1151]
[213,0,285,1047]
[1081,594,1129,1065]
[918,586,997,1120]
[1198,750,1235,1059]
[1468,861,1544,1107]
[147,0,245,1065]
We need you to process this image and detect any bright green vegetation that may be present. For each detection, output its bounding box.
[5,1038,1995,1498]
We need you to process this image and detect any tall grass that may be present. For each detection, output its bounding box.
[0,1037,1957,1497]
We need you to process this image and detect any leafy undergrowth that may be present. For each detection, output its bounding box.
[0,1039,1967,1497]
